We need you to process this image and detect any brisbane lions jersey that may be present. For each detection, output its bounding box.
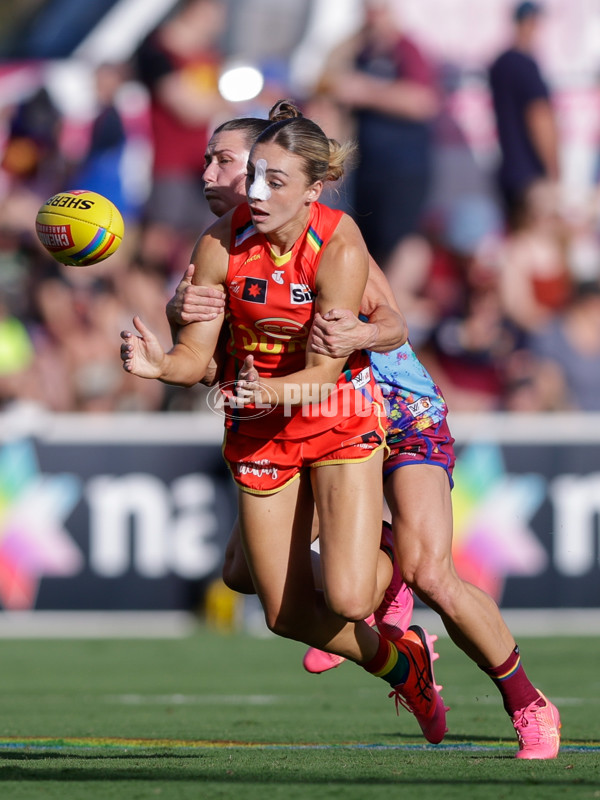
[221,202,380,439]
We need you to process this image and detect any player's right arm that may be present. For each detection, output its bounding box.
[121,218,229,386]
[358,256,408,351]
[165,263,226,384]
[525,99,560,181]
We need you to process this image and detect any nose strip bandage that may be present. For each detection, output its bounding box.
[248,159,271,201]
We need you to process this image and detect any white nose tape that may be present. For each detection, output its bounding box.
[248,158,271,201]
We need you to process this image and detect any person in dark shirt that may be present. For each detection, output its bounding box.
[317,0,440,271]
[73,63,133,217]
[488,1,560,229]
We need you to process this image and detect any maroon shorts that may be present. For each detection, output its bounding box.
[383,417,455,488]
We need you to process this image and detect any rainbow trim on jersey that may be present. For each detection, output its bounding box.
[234,219,256,247]
[306,225,323,254]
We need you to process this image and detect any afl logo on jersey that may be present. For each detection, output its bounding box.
[255,317,308,340]
[290,283,314,304]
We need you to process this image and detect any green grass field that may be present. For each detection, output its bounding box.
[0,626,598,799]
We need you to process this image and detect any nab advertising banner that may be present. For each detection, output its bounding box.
[0,414,235,612]
[0,411,599,612]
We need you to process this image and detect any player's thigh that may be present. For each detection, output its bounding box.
[222,518,256,594]
[237,472,315,612]
[384,463,453,567]
[312,452,384,604]
[223,518,241,563]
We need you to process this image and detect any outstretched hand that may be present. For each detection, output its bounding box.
[120,316,166,378]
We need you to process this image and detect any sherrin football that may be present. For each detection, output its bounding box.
[35,189,124,266]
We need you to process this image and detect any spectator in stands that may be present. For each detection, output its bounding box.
[488,1,560,230]
[416,207,521,412]
[0,86,65,198]
[427,282,522,412]
[527,280,600,411]
[0,86,67,237]
[497,179,572,335]
[0,290,37,411]
[316,0,439,271]
[72,62,138,220]
[501,347,568,412]
[28,267,169,412]
[133,0,232,275]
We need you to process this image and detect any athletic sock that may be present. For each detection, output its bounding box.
[480,645,540,715]
[361,631,409,687]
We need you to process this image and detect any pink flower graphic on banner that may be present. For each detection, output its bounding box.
[451,443,548,603]
[0,440,83,610]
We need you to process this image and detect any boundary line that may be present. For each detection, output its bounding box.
[0,737,597,754]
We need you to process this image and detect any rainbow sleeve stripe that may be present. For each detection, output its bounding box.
[306,226,323,255]
[235,220,256,248]
[72,227,116,264]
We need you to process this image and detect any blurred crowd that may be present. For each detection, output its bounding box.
[1,0,600,415]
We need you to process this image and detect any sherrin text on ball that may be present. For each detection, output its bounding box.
[35,189,124,266]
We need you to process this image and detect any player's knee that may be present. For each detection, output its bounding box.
[407,559,459,606]
[265,614,286,638]
[325,587,373,622]
[221,569,251,595]
[265,608,305,640]
[222,555,255,595]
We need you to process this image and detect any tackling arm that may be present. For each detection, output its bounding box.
[309,255,408,357]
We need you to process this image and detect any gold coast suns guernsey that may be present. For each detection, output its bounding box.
[222,202,379,439]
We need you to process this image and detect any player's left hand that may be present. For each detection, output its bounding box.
[309,309,369,358]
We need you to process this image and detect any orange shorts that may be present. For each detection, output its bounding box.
[223,412,388,495]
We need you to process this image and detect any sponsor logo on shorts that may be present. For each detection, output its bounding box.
[341,430,383,449]
[237,460,278,480]
[351,366,371,390]
[407,396,432,417]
